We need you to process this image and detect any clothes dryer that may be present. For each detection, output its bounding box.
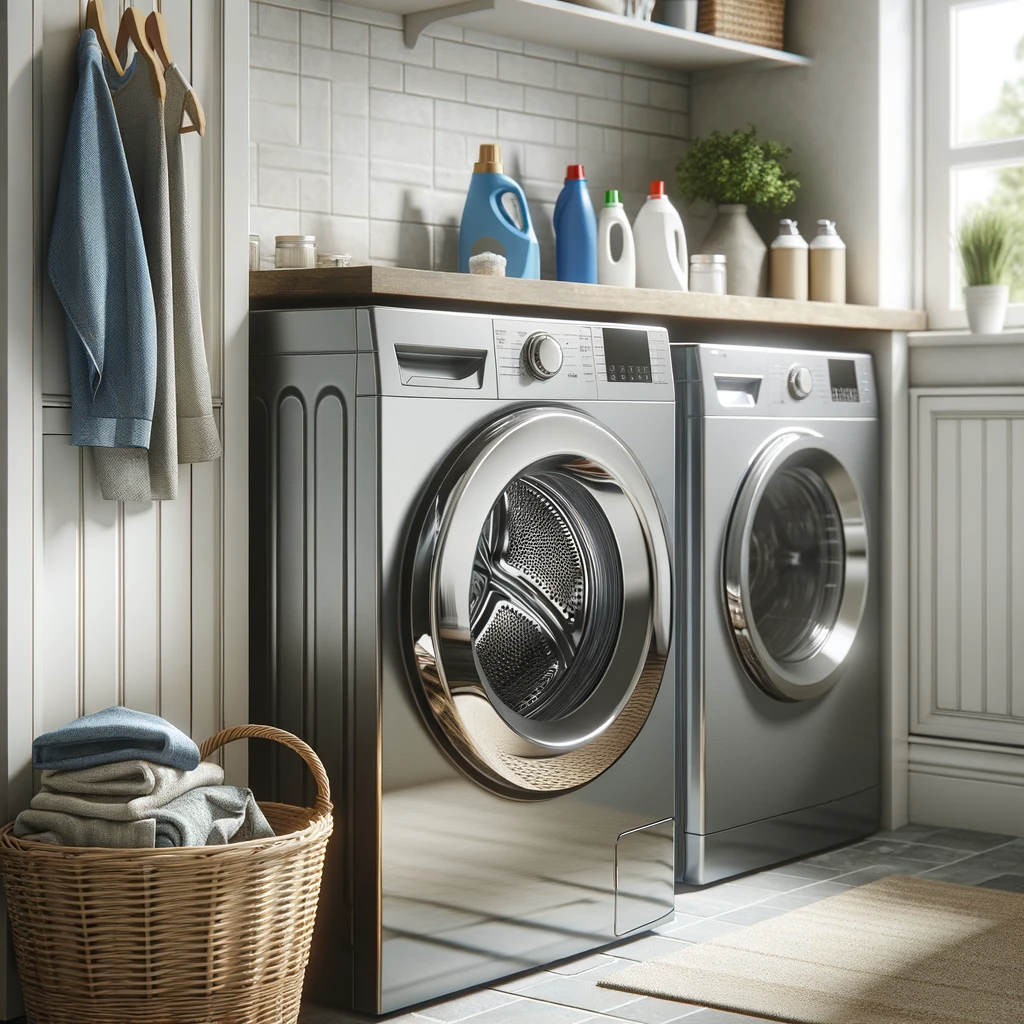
[250,307,676,1014]
[675,343,880,886]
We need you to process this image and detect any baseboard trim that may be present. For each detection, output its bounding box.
[909,737,1024,835]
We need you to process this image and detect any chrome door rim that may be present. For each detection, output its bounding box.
[408,407,672,797]
[723,429,868,702]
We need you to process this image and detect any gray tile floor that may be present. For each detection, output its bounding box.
[301,824,1024,1024]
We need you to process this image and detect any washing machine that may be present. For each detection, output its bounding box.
[674,343,880,886]
[249,307,676,1014]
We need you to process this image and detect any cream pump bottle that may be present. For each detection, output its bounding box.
[809,220,846,303]
[770,219,808,300]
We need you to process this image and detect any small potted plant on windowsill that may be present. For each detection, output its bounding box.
[958,209,1015,334]
[676,126,799,297]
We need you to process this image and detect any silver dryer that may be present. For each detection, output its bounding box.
[675,343,880,886]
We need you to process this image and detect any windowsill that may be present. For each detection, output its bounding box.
[908,329,1024,348]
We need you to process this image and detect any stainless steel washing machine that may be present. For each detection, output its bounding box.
[675,343,880,886]
[250,307,676,1014]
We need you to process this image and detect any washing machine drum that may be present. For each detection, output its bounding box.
[408,407,672,798]
[724,430,869,702]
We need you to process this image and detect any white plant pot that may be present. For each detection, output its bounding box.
[964,284,1010,335]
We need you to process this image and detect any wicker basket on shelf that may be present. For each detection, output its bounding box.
[697,0,785,50]
[0,724,333,1024]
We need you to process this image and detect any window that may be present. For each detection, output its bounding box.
[924,0,1024,328]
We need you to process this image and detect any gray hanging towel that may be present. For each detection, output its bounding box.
[93,53,178,501]
[165,64,221,465]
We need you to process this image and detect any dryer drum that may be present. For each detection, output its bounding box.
[470,471,624,722]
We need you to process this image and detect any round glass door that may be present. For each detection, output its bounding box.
[408,408,672,797]
[724,430,868,702]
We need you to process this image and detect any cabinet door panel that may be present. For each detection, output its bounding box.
[913,390,1024,745]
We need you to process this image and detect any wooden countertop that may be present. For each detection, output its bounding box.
[249,266,927,333]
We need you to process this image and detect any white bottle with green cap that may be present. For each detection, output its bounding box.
[598,190,636,288]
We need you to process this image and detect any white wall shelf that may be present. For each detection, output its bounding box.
[374,0,811,71]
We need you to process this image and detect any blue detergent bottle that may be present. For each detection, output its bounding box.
[553,164,597,284]
[458,144,540,279]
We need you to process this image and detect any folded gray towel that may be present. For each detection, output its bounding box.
[32,706,200,772]
[14,786,274,849]
[154,786,275,848]
[14,810,156,848]
[33,760,223,820]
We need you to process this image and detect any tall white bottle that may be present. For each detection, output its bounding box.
[598,190,636,288]
[633,181,688,291]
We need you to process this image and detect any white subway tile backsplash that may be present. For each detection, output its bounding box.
[252,3,690,273]
[405,66,466,102]
[467,77,524,110]
[251,36,299,72]
[498,52,556,89]
[435,40,497,78]
[524,85,575,121]
[333,113,368,157]
[332,17,370,54]
[370,88,433,127]
[250,100,301,145]
[369,58,403,92]
[435,100,497,136]
[370,26,433,67]
[257,4,299,42]
[371,119,433,164]
[300,11,331,46]
[250,68,299,104]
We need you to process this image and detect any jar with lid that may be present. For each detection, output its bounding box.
[249,234,260,271]
[689,253,727,294]
[275,235,317,269]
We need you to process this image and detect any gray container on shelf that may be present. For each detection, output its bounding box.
[699,204,767,297]
[659,0,698,30]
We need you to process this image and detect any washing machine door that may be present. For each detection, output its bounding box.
[723,429,868,702]
[408,407,671,798]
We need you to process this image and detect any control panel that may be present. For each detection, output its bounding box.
[493,320,672,400]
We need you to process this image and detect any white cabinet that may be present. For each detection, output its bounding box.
[911,389,1024,746]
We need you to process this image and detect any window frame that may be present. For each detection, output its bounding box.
[923,0,1024,329]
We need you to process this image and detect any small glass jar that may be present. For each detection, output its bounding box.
[316,253,353,268]
[275,235,317,269]
[249,234,260,271]
[689,253,727,295]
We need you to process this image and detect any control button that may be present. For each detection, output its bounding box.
[522,332,563,380]
[787,365,813,400]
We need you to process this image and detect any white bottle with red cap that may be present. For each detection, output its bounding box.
[632,180,688,291]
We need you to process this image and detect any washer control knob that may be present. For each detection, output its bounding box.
[522,332,563,380]
[788,366,813,400]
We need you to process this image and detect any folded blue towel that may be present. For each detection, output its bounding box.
[32,706,200,772]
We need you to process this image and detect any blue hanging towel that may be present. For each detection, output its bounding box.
[47,29,157,449]
[32,706,201,773]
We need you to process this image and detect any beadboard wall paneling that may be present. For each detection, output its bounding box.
[912,390,1024,747]
[248,1,692,277]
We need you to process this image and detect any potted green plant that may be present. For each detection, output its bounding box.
[677,126,799,296]
[958,209,1015,334]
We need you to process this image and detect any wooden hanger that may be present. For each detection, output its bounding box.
[145,10,207,136]
[115,5,166,103]
[84,0,124,76]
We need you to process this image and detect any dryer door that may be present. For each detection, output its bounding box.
[723,430,868,702]
[408,407,671,797]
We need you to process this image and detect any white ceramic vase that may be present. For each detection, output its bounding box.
[699,204,768,297]
[964,284,1010,335]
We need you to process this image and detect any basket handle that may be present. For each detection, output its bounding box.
[199,724,332,819]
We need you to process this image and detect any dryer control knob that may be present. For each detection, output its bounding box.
[788,366,813,400]
[522,332,563,380]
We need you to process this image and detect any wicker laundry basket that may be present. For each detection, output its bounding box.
[697,0,785,50]
[0,724,333,1024]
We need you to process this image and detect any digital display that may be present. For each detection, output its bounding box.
[828,359,860,403]
[602,328,652,383]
